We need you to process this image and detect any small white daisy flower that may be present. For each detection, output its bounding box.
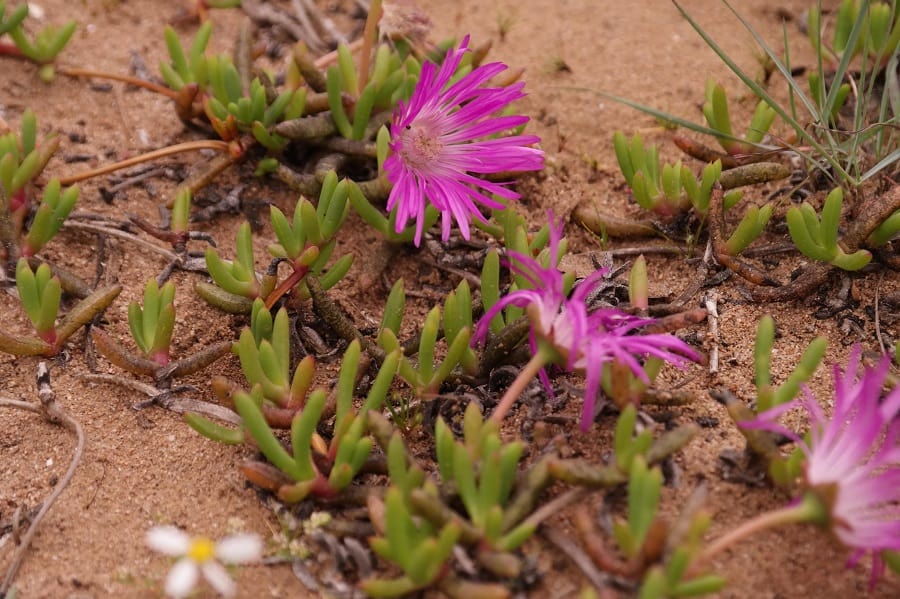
[147,526,263,598]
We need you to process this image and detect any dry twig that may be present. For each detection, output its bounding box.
[78,372,241,425]
[704,292,719,374]
[542,527,612,594]
[0,364,85,598]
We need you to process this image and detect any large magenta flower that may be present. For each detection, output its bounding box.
[743,347,900,574]
[474,218,700,429]
[384,36,544,245]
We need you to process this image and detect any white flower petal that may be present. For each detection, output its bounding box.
[147,526,191,556]
[202,560,237,597]
[215,534,263,564]
[165,559,199,599]
[27,3,45,20]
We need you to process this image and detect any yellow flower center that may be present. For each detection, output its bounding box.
[187,537,216,563]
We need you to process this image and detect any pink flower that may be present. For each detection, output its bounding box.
[474,217,699,429]
[743,347,900,575]
[385,36,544,245]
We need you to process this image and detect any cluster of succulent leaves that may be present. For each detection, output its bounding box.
[559,405,721,599]
[0,2,75,78]
[807,0,900,64]
[0,110,79,260]
[718,314,827,486]
[352,402,707,597]
[160,22,303,149]
[159,19,421,156]
[166,181,715,595]
[128,280,177,366]
[609,411,725,599]
[634,472,725,599]
[0,111,119,359]
[613,131,742,215]
[700,80,775,156]
[324,41,419,141]
[230,336,399,503]
[360,404,528,597]
[786,187,872,270]
[608,0,900,274]
[0,259,121,356]
[612,128,780,257]
[196,170,353,313]
[377,277,478,400]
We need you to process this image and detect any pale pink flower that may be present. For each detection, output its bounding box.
[385,36,544,245]
[147,526,263,598]
[474,217,699,429]
[743,347,900,578]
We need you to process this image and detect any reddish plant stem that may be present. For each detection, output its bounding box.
[490,352,548,423]
[57,67,179,99]
[58,140,231,185]
[0,42,24,58]
[692,495,821,574]
[264,264,310,310]
[357,0,383,92]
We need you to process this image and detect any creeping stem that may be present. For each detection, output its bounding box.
[58,140,232,185]
[489,351,549,423]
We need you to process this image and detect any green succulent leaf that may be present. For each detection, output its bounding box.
[671,576,728,596]
[326,66,354,139]
[786,188,871,270]
[613,131,636,184]
[204,223,260,297]
[15,259,59,336]
[290,389,326,480]
[363,349,401,413]
[334,339,361,421]
[480,249,504,334]
[0,3,29,37]
[234,391,305,480]
[868,209,900,246]
[770,336,827,409]
[725,204,771,255]
[381,279,406,336]
[184,413,244,444]
[627,457,662,553]
[754,315,774,393]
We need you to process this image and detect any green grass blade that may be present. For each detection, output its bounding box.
[677,0,852,182]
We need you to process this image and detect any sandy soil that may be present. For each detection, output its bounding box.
[1,0,898,598]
